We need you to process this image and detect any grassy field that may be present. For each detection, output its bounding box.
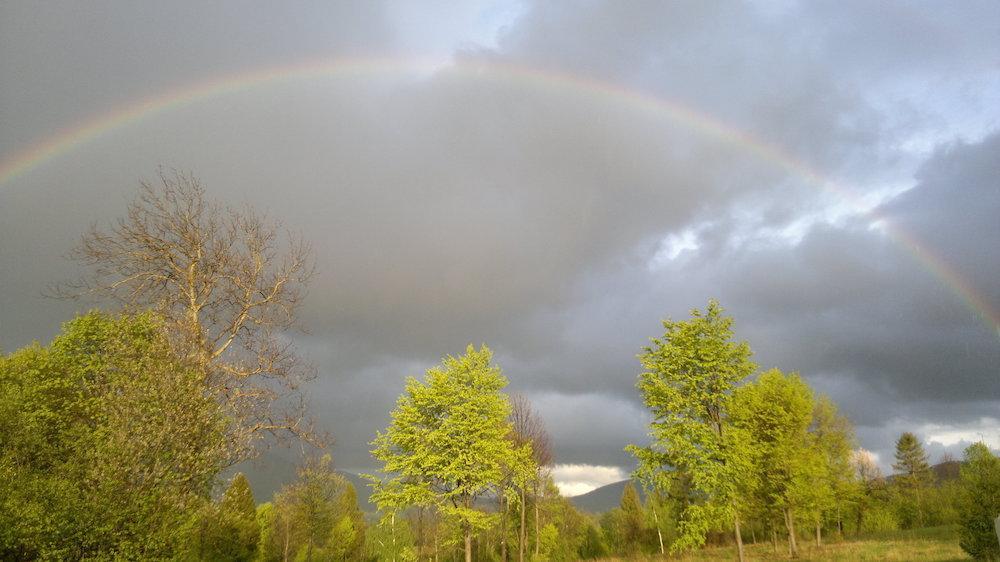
[598,526,969,561]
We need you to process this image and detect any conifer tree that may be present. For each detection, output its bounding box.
[619,481,646,554]
[893,432,934,488]
[893,432,934,526]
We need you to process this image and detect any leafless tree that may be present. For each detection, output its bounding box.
[510,393,553,562]
[852,449,883,485]
[55,169,320,462]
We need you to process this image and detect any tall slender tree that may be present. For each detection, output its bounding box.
[892,432,934,526]
[619,481,646,555]
[730,369,815,558]
[510,393,552,562]
[626,300,756,561]
[810,396,858,540]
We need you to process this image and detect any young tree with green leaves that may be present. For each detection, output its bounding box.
[730,369,816,557]
[267,454,361,561]
[369,344,530,562]
[184,473,261,561]
[626,300,757,561]
[329,482,366,561]
[957,442,1000,560]
[810,396,859,541]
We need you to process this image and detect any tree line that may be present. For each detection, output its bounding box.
[1,172,998,560]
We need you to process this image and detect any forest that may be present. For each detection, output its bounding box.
[2,174,998,561]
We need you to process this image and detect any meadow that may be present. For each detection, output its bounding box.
[597,526,969,561]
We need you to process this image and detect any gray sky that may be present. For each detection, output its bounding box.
[2,1,998,495]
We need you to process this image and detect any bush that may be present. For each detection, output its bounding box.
[958,443,1000,560]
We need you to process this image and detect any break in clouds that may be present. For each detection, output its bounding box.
[1,1,998,494]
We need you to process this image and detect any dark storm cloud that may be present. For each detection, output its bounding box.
[1,1,997,480]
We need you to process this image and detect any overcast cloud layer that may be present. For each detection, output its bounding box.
[2,1,998,494]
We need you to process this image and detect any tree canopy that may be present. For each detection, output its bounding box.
[369,344,530,562]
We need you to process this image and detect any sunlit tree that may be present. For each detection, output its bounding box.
[369,345,529,562]
[626,300,757,561]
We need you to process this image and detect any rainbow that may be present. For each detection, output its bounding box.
[1,55,996,337]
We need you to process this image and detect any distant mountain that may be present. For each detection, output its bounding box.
[886,460,963,485]
[569,479,643,514]
[568,460,964,515]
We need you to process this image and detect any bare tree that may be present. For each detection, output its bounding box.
[510,393,553,562]
[853,449,883,485]
[55,169,319,462]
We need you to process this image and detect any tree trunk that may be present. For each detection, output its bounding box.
[465,528,472,562]
[734,511,746,562]
[283,520,291,562]
[534,484,541,557]
[500,494,507,562]
[653,505,665,555]
[784,507,798,558]
[771,525,778,553]
[519,487,526,562]
[815,521,821,547]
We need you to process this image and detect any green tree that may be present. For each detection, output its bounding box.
[366,513,417,562]
[577,523,608,559]
[329,482,366,561]
[369,345,530,562]
[270,454,352,561]
[957,442,1000,560]
[0,311,228,559]
[626,300,757,561]
[810,396,859,540]
[619,482,646,554]
[892,432,934,527]
[255,502,281,562]
[730,369,815,557]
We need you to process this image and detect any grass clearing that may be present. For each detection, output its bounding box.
[597,525,969,561]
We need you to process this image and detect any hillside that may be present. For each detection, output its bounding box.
[569,479,643,513]
[571,460,963,514]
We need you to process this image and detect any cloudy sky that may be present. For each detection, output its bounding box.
[2,1,998,496]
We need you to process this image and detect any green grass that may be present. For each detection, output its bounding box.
[597,525,969,561]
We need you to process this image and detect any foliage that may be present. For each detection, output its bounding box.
[810,396,859,535]
[891,432,935,528]
[0,311,227,560]
[618,481,647,554]
[366,513,417,562]
[730,369,817,554]
[893,432,934,489]
[578,523,609,559]
[182,473,262,561]
[369,344,529,561]
[627,300,757,553]
[263,454,366,561]
[957,442,1000,560]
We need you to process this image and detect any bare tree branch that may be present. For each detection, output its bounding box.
[54,168,322,462]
